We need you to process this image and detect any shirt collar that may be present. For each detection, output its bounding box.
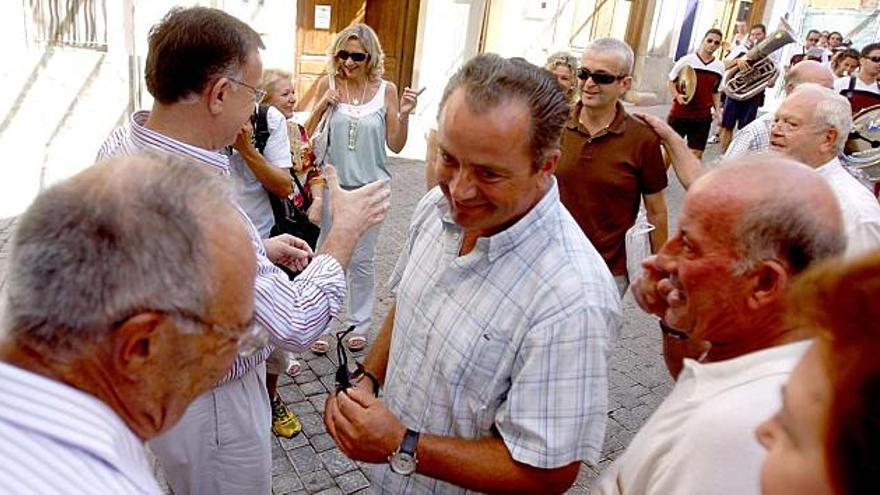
[815,156,842,177]
[434,178,561,263]
[566,101,628,137]
[129,110,231,176]
[0,361,159,492]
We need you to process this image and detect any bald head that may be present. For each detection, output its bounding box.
[786,60,834,93]
[692,153,845,274]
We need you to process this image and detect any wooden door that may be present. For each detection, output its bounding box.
[294,0,421,111]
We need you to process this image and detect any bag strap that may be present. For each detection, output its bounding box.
[254,105,271,154]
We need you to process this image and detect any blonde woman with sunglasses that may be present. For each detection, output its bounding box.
[306,24,420,353]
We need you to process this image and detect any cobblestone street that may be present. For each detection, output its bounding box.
[0,104,720,494]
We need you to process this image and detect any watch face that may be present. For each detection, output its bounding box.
[390,453,417,475]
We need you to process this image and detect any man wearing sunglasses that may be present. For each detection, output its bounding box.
[834,42,880,114]
[666,28,725,159]
[785,29,832,69]
[556,37,668,296]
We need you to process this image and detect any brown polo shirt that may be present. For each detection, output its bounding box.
[556,102,667,276]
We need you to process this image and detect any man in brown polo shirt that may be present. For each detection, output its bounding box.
[557,37,668,295]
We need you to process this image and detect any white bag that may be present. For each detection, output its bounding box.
[625,203,655,284]
[311,76,336,165]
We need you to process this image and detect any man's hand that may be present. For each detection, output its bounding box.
[735,58,751,72]
[324,386,406,463]
[633,112,681,143]
[631,255,673,318]
[325,164,391,238]
[264,234,314,272]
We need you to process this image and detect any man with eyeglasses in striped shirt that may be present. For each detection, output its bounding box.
[97,7,390,494]
[0,154,257,494]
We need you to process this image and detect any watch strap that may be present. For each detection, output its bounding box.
[400,428,420,456]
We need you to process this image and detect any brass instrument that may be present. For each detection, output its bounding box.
[675,65,697,104]
[843,104,880,184]
[723,27,795,101]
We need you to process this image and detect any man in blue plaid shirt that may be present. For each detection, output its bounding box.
[324,54,621,494]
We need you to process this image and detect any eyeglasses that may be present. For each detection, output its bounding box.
[174,310,268,358]
[228,77,268,103]
[336,50,369,63]
[333,325,379,397]
[807,37,820,43]
[865,55,880,63]
[771,117,827,134]
[576,67,626,85]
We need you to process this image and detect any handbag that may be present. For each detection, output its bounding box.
[311,76,336,166]
[268,172,320,250]
[625,203,656,284]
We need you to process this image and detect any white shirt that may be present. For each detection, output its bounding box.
[230,106,292,239]
[0,361,161,494]
[725,112,772,158]
[815,157,880,257]
[371,184,620,494]
[782,44,831,67]
[668,52,725,81]
[594,340,811,495]
[833,75,880,95]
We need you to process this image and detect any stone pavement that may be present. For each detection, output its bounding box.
[0,106,722,494]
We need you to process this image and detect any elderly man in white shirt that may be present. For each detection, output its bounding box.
[0,154,257,494]
[770,83,880,257]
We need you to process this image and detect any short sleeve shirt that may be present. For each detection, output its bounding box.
[668,53,725,119]
[372,184,621,494]
[556,102,668,276]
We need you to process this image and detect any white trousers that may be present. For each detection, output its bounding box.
[149,362,272,495]
[318,187,382,336]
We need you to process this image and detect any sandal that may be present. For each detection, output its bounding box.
[345,335,368,352]
[309,338,330,355]
[286,359,302,377]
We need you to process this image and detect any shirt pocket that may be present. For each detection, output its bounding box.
[458,331,513,433]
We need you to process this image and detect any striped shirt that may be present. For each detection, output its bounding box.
[97,111,346,384]
[0,361,161,494]
[371,183,621,494]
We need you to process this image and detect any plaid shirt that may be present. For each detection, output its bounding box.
[725,112,772,159]
[97,111,345,384]
[371,183,620,494]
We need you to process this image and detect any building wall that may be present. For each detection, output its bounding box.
[0,0,297,218]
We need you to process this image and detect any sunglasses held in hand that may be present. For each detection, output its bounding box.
[336,50,369,62]
[334,325,380,397]
[576,67,626,85]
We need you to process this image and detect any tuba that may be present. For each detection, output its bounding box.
[843,104,880,185]
[723,27,795,101]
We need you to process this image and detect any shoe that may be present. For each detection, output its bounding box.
[707,134,720,144]
[309,338,329,355]
[271,395,302,438]
[286,359,302,377]
[345,335,368,352]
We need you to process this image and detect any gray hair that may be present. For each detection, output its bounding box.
[2,152,237,352]
[438,53,570,167]
[792,83,852,152]
[733,200,846,275]
[583,37,634,75]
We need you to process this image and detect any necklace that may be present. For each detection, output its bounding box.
[344,79,370,150]
[345,79,369,105]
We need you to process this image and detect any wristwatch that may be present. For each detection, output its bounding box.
[389,428,420,475]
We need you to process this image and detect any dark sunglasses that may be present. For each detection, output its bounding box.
[336,50,369,63]
[334,325,379,397]
[866,55,880,63]
[576,67,626,85]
